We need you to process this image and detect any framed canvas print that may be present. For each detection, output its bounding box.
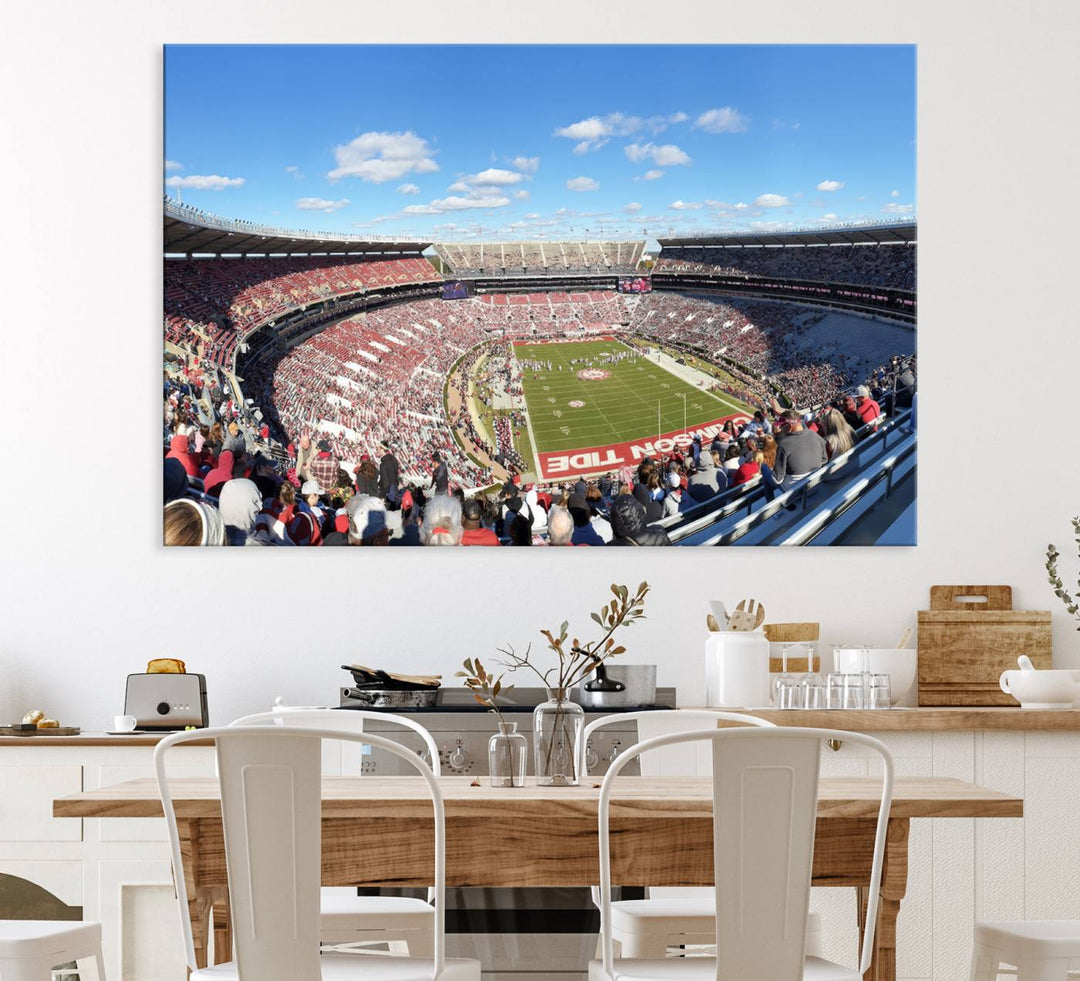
[162,43,915,547]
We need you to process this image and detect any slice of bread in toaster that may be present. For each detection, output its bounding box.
[147,658,186,674]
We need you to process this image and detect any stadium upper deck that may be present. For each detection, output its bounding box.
[433,240,645,277]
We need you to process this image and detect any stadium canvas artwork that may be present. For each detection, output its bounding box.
[163,44,916,548]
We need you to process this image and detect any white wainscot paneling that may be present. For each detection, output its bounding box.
[976,732,1025,923]
[100,861,185,981]
[0,765,82,842]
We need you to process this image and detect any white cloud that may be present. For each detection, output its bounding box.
[735,202,748,210]
[469,168,525,186]
[567,176,599,192]
[881,202,915,215]
[554,111,656,152]
[694,107,749,134]
[670,200,702,210]
[704,199,731,210]
[819,213,839,223]
[624,142,691,167]
[510,156,540,174]
[164,160,183,171]
[403,185,512,215]
[447,180,469,192]
[396,183,421,195]
[296,197,350,214]
[638,169,665,181]
[891,189,901,198]
[817,180,844,192]
[513,189,530,200]
[327,131,438,183]
[165,174,245,191]
[285,165,304,180]
[754,193,790,208]
[624,202,643,213]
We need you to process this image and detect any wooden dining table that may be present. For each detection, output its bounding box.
[54,775,1022,981]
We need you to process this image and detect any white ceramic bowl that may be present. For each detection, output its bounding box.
[833,648,918,706]
[999,669,1080,709]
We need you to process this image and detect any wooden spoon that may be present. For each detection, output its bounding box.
[730,599,766,631]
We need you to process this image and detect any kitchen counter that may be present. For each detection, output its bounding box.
[684,706,1080,730]
[0,731,209,747]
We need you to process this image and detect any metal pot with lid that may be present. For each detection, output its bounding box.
[576,664,657,709]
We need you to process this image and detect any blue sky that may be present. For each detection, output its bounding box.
[164,45,915,246]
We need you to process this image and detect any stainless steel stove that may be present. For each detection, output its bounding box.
[335,685,676,980]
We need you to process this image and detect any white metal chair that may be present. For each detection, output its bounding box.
[969,921,1080,980]
[0,921,104,981]
[580,710,822,960]
[230,708,439,956]
[155,725,480,980]
[589,726,894,981]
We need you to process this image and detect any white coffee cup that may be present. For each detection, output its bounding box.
[113,715,138,732]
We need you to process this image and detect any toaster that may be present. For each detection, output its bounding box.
[124,673,209,730]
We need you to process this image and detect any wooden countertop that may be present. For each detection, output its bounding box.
[0,732,210,747]
[685,707,1080,731]
[53,774,1023,821]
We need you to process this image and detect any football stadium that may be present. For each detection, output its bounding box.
[163,45,916,548]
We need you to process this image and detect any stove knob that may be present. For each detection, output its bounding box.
[606,744,621,764]
[585,746,600,770]
[447,746,471,771]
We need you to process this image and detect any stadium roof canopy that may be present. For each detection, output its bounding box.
[658,220,916,249]
[163,198,430,256]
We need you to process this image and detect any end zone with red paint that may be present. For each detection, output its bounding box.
[537,413,752,480]
[512,335,616,347]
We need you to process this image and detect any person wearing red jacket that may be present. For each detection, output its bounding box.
[854,386,882,427]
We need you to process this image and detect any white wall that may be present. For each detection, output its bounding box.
[2,0,1079,728]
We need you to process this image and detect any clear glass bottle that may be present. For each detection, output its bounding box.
[533,687,584,786]
[488,721,528,788]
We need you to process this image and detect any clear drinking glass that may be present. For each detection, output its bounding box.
[775,676,803,709]
[533,688,584,787]
[800,673,826,709]
[825,673,845,709]
[773,645,798,705]
[488,721,529,787]
[841,673,866,709]
[868,674,893,710]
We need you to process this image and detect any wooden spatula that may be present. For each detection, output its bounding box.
[729,599,766,631]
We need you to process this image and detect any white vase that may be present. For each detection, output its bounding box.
[704,630,771,707]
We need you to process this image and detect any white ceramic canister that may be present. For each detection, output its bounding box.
[704,630,771,707]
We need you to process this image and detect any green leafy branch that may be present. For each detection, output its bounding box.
[1046,516,1080,628]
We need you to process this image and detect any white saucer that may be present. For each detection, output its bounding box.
[105,730,146,735]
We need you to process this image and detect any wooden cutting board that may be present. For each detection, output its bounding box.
[0,726,81,737]
[917,585,1052,705]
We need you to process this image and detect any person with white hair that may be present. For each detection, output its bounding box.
[420,495,464,546]
[546,506,574,546]
[163,499,226,547]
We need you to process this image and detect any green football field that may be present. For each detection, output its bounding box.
[513,337,751,454]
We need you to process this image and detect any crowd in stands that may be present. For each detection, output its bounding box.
[627,292,912,409]
[653,243,916,291]
[434,241,644,276]
[164,356,914,547]
[164,255,439,367]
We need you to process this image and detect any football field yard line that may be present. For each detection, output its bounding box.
[514,337,752,455]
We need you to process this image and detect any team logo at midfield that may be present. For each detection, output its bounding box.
[568,400,586,408]
[577,368,611,381]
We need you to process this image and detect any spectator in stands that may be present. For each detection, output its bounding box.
[819,408,856,459]
[286,510,322,546]
[163,499,225,547]
[568,493,605,546]
[224,421,246,455]
[662,471,692,517]
[460,497,500,546]
[202,450,235,496]
[854,386,882,427]
[164,459,188,503]
[420,495,463,546]
[506,498,534,547]
[166,434,199,477]
[308,440,340,492]
[722,444,743,477]
[546,506,575,546]
[431,451,449,495]
[324,494,390,546]
[732,451,764,487]
[355,456,379,497]
[295,433,315,484]
[631,483,664,523]
[300,480,327,527]
[219,479,265,547]
[379,439,401,508]
[609,494,673,546]
[772,410,828,489]
[688,454,724,503]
